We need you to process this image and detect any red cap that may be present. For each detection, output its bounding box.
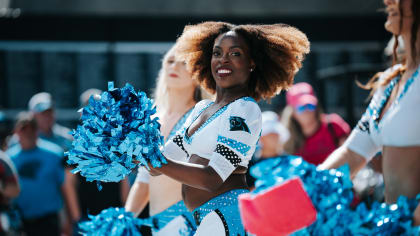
[286,82,318,108]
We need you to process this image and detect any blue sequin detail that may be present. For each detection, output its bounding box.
[184,97,253,144]
[217,135,251,156]
[242,97,257,104]
[193,189,248,236]
[151,200,196,235]
[360,67,419,132]
[167,108,193,141]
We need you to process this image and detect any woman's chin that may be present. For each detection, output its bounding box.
[385,21,400,35]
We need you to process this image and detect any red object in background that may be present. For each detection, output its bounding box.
[239,177,317,236]
[295,114,350,165]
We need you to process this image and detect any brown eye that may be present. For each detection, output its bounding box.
[212,51,221,57]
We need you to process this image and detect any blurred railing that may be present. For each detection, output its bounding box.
[0,41,387,128]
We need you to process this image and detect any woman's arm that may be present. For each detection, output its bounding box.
[151,155,224,192]
[319,146,367,179]
[119,178,130,205]
[124,182,150,217]
[61,169,81,222]
[414,203,420,226]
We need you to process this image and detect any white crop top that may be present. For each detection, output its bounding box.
[162,97,262,182]
[343,64,420,161]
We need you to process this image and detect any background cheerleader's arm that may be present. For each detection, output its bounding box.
[414,203,420,226]
[125,181,149,217]
[124,167,150,216]
[319,146,367,179]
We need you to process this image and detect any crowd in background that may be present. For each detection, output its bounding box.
[0,80,386,235]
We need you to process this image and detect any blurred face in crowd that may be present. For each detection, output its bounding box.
[34,109,55,134]
[211,31,255,90]
[15,123,37,148]
[259,133,283,158]
[292,104,318,127]
[384,0,414,35]
[164,51,195,90]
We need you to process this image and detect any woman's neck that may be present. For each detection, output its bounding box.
[215,85,249,104]
[401,32,420,71]
[166,87,196,114]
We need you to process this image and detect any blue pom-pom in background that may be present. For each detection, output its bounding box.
[66,82,166,184]
[251,155,420,235]
[78,207,153,236]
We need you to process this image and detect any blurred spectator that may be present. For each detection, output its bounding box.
[7,112,65,236]
[27,92,80,234]
[258,111,290,158]
[74,88,129,234]
[0,150,20,235]
[282,82,350,165]
[0,111,11,151]
[28,92,73,150]
[247,111,290,189]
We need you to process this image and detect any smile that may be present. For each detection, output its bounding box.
[217,68,233,77]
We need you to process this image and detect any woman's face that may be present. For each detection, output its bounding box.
[211,31,255,90]
[164,52,195,89]
[384,0,414,35]
[292,106,317,126]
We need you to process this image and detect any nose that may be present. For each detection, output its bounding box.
[383,0,397,6]
[220,53,230,64]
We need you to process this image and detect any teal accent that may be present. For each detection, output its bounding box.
[184,97,253,144]
[167,108,194,141]
[217,135,251,156]
[363,66,419,131]
[151,200,196,234]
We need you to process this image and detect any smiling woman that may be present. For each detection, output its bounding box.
[150,22,309,235]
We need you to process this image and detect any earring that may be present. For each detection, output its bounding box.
[250,68,254,72]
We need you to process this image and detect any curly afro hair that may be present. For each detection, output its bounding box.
[176,21,310,101]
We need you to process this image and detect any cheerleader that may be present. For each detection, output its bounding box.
[149,22,309,235]
[321,0,420,225]
[125,44,204,235]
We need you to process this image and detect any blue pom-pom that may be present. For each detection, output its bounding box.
[79,207,153,236]
[251,155,420,235]
[66,82,166,183]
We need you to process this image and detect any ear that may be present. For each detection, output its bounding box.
[250,60,256,71]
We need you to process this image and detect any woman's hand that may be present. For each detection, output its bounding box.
[147,163,162,176]
[414,203,420,226]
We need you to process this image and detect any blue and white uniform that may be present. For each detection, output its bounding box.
[162,97,262,236]
[343,64,420,160]
[136,109,196,236]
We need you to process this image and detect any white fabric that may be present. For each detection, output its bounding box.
[343,64,420,161]
[135,166,151,183]
[162,98,262,182]
[153,215,190,236]
[193,211,226,236]
[261,111,290,144]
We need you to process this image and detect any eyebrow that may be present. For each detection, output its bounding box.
[213,45,243,50]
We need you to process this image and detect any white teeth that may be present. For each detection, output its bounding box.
[218,69,232,74]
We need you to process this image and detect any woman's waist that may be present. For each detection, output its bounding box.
[182,174,248,210]
[149,177,183,215]
[382,146,420,203]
